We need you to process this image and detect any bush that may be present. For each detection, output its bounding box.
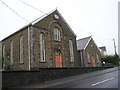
[101,55,120,66]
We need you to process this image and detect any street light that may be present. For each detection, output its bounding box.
[103,61,105,64]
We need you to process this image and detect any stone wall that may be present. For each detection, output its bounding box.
[78,38,102,67]
[2,28,29,70]
[1,10,80,70]
[84,39,101,67]
[2,67,111,88]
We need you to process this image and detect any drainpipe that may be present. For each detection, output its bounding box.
[28,25,31,70]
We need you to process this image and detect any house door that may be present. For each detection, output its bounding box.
[91,57,96,67]
[55,51,62,68]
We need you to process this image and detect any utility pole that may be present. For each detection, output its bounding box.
[113,39,117,55]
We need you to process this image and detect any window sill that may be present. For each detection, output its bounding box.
[54,40,61,43]
[20,62,24,65]
[39,61,47,63]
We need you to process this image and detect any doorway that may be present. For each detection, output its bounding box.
[91,57,96,67]
[55,51,62,68]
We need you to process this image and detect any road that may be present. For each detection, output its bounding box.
[18,67,119,88]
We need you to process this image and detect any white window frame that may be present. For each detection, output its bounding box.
[54,28,61,41]
[20,36,23,63]
[69,40,74,62]
[40,33,45,62]
[10,40,13,65]
[96,54,99,63]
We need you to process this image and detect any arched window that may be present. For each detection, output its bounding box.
[10,40,13,65]
[87,52,90,63]
[96,54,99,63]
[69,40,74,62]
[54,28,61,41]
[40,33,45,62]
[20,36,23,63]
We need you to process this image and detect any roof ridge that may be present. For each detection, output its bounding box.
[31,8,57,25]
[77,36,92,41]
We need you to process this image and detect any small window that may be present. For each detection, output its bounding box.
[96,54,99,63]
[20,36,23,63]
[10,40,13,65]
[87,52,90,63]
[69,40,74,62]
[54,28,61,41]
[40,33,45,62]
[80,51,84,67]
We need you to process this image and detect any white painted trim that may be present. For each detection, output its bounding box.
[84,37,92,50]
[84,37,100,54]
[91,39,101,53]
[40,33,46,62]
[28,26,31,70]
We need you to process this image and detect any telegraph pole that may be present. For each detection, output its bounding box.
[113,39,117,55]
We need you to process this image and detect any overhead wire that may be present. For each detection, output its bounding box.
[0,0,116,42]
[18,0,46,15]
[18,0,113,41]
[0,0,29,22]
[70,25,114,41]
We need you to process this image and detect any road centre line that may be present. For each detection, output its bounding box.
[91,77,114,86]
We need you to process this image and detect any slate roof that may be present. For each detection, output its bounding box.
[99,46,106,51]
[77,36,91,50]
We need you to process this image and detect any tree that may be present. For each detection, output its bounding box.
[101,54,119,66]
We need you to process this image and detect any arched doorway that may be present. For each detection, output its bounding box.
[55,50,62,68]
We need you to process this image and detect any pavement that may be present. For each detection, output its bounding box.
[16,67,119,88]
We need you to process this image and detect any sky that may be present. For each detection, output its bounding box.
[0,0,119,55]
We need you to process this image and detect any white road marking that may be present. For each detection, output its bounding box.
[92,77,114,86]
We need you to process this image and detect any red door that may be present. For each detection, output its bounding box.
[91,57,96,67]
[55,55,62,68]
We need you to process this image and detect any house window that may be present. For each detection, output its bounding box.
[87,52,90,63]
[10,40,13,65]
[96,54,99,63]
[3,44,5,66]
[40,33,45,62]
[69,40,74,62]
[80,51,84,67]
[54,28,61,41]
[20,36,23,63]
